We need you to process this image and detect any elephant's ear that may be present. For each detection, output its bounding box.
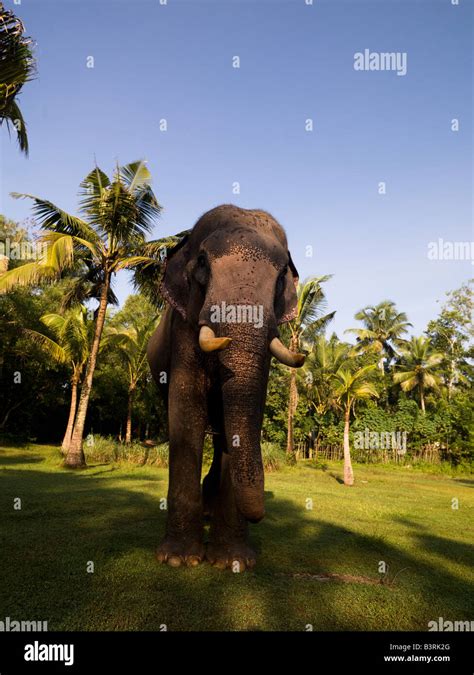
[160,234,191,319]
[276,251,299,324]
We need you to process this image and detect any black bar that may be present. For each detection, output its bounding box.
[0,631,471,673]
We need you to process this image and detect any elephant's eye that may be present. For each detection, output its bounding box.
[195,254,209,286]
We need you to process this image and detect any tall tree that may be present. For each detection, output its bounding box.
[25,306,92,452]
[104,295,160,443]
[304,334,349,416]
[0,2,35,153]
[426,280,474,399]
[333,364,379,486]
[346,300,411,371]
[393,336,443,413]
[0,160,166,467]
[285,275,335,455]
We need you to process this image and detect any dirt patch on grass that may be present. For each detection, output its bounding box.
[277,571,387,586]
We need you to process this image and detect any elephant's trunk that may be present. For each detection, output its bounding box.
[217,323,271,523]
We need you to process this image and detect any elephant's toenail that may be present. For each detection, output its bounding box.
[187,556,200,567]
[167,555,182,567]
[231,559,245,573]
[214,559,227,570]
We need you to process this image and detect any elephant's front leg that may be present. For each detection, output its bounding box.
[206,437,257,571]
[156,362,207,568]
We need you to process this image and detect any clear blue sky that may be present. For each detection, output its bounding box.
[1,0,472,338]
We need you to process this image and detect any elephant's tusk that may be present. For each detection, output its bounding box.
[269,337,306,368]
[199,325,232,353]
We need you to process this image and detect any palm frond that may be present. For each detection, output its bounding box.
[23,329,67,364]
[1,98,28,153]
[10,192,100,243]
[40,312,66,336]
[0,4,35,154]
[119,160,151,194]
[301,311,336,346]
[353,382,379,399]
[297,275,332,328]
[38,307,91,364]
[0,258,56,293]
[59,260,118,311]
[78,166,110,221]
[42,233,75,270]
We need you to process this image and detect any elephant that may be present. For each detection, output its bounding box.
[147,204,305,570]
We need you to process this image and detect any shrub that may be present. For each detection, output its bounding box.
[83,435,119,463]
[261,442,286,472]
[117,441,149,464]
[82,435,169,467]
[145,442,169,468]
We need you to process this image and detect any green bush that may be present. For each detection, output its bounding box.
[83,435,169,467]
[117,442,150,464]
[83,435,119,463]
[145,442,169,468]
[261,442,286,472]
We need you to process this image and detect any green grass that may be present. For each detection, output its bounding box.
[0,444,473,631]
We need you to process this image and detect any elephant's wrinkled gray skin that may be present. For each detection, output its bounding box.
[147,204,305,570]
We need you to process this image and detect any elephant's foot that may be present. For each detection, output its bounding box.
[206,540,257,571]
[156,535,205,567]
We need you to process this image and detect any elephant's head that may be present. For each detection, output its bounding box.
[161,205,305,522]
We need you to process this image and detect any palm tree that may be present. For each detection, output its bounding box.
[345,301,411,370]
[305,335,349,415]
[285,276,335,455]
[25,306,92,453]
[303,335,350,459]
[332,364,379,486]
[0,160,168,467]
[104,310,160,444]
[0,3,35,153]
[393,336,443,413]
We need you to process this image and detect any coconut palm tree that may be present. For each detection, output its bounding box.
[332,364,379,486]
[0,3,35,154]
[303,335,350,459]
[345,300,411,370]
[0,160,169,467]
[104,309,160,444]
[285,275,335,455]
[25,306,92,453]
[393,336,443,413]
[305,335,350,416]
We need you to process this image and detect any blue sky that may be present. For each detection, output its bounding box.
[1,0,472,338]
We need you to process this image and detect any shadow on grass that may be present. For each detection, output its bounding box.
[392,516,474,568]
[0,454,472,631]
[328,472,344,484]
[0,452,45,465]
[453,478,474,487]
[0,437,31,449]
[298,461,330,472]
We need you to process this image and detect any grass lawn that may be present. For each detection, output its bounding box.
[0,444,473,631]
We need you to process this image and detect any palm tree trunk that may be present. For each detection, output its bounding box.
[65,273,110,468]
[61,374,79,454]
[286,369,297,455]
[286,335,299,456]
[343,406,354,486]
[125,386,134,444]
[420,382,426,414]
